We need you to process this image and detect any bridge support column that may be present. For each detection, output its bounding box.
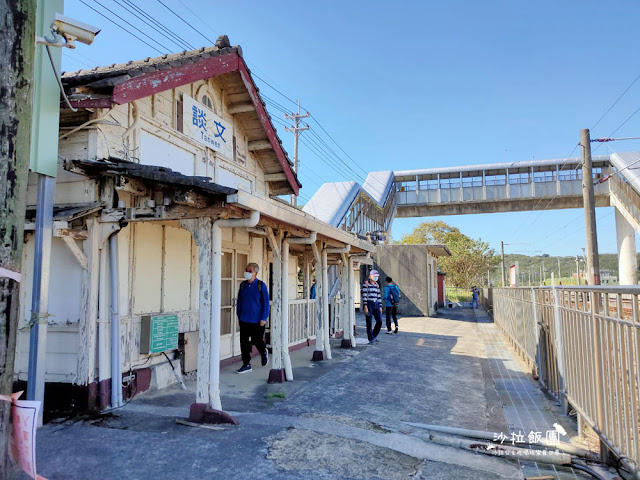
[616,207,638,285]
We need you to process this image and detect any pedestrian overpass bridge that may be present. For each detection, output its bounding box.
[303,151,640,283]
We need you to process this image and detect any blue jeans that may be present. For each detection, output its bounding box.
[365,301,382,341]
[471,298,478,309]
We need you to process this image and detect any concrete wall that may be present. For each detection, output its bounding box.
[373,245,438,317]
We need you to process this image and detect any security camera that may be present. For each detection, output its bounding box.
[52,13,101,46]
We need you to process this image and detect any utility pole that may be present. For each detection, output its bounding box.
[580,129,601,285]
[285,100,309,207]
[0,0,36,475]
[500,241,506,287]
[558,257,561,280]
[580,129,607,461]
[576,255,580,285]
[540,262,543,285]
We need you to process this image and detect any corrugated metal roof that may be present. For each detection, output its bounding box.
[302,181,361,227]
[611,151,640,193]
[362,171,394,208]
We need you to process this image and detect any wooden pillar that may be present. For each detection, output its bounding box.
[267,228,285,383]
[311,241,325,361]
[76,219,104,397]
[180,218,212,404]
[303,251,311,339]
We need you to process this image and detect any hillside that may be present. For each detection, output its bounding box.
[497,253,639,285]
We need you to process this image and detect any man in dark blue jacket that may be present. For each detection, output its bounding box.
[236,262,270,374]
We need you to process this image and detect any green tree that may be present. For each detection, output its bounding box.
[400,221,499,287]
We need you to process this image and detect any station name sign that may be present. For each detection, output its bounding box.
[183,95,233,159]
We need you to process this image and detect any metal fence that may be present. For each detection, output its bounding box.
[491,286,640,477]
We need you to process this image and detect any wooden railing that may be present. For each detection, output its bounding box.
[288,299,316,346]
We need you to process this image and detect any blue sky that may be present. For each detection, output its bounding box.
[62,0,640,257]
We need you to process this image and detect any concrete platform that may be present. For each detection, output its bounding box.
[10,309,616,480]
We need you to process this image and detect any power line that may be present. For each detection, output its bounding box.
[89,0,172,53]
[119,0,195,51]
[120,4,379,192]
[78,0,164,55]
[592,104,640,156]
[305,127,367,183]
[251,72,300,109]
[64,53,94,69]
[299,135,359,181]
[537,209,614,253]
[154,0,214,45]
[308,113,368,177]
[591,71,640,131]
[300,133,366,183]
[512,70,640,241]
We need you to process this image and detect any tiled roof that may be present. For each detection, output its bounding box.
[62,35,240,89]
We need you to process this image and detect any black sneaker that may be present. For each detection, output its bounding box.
[394,327,398,334]
[386,330,393,335]
[261,351,269,367]
[237,364,252,374]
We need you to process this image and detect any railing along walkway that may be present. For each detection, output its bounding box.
[288,299,317,346]
[490,286,640,478]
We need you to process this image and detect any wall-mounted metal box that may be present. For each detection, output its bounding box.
[140,314,179,354]
[179,331,199,373]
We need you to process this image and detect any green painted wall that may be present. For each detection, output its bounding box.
[30,0,64,177]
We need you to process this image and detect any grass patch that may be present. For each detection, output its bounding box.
[445,287,472,303]
[265,392,286,399]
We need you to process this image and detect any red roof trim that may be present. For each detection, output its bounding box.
[111,54,239,105]
[93,51,298,194]
[238,58,299,195]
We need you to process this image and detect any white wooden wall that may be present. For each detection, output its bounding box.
[16,237,84,382]
[19,75,288,387]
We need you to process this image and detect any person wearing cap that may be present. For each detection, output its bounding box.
[361,269,383,344]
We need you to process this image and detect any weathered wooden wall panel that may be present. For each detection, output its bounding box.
[162,226,192,312]
[133,223,163,314]
[117,225,131,317]
[15,236,83,382]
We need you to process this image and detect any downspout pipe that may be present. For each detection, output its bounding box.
[282,232,317,380]
[321,249,331,359]
[322,245,351,359]
[109,232,122,408]
[98,245,109,409]
[211,211,260,410]
[312,244,325,360]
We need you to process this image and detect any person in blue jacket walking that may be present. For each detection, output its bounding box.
[383,277,401,334]
[471,286,479,309]
[236,262,270,374]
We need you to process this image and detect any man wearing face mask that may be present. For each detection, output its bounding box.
[361,269,383,344]
[236,262,270,374]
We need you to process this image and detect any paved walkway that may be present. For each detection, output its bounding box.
[12,307,611,480]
